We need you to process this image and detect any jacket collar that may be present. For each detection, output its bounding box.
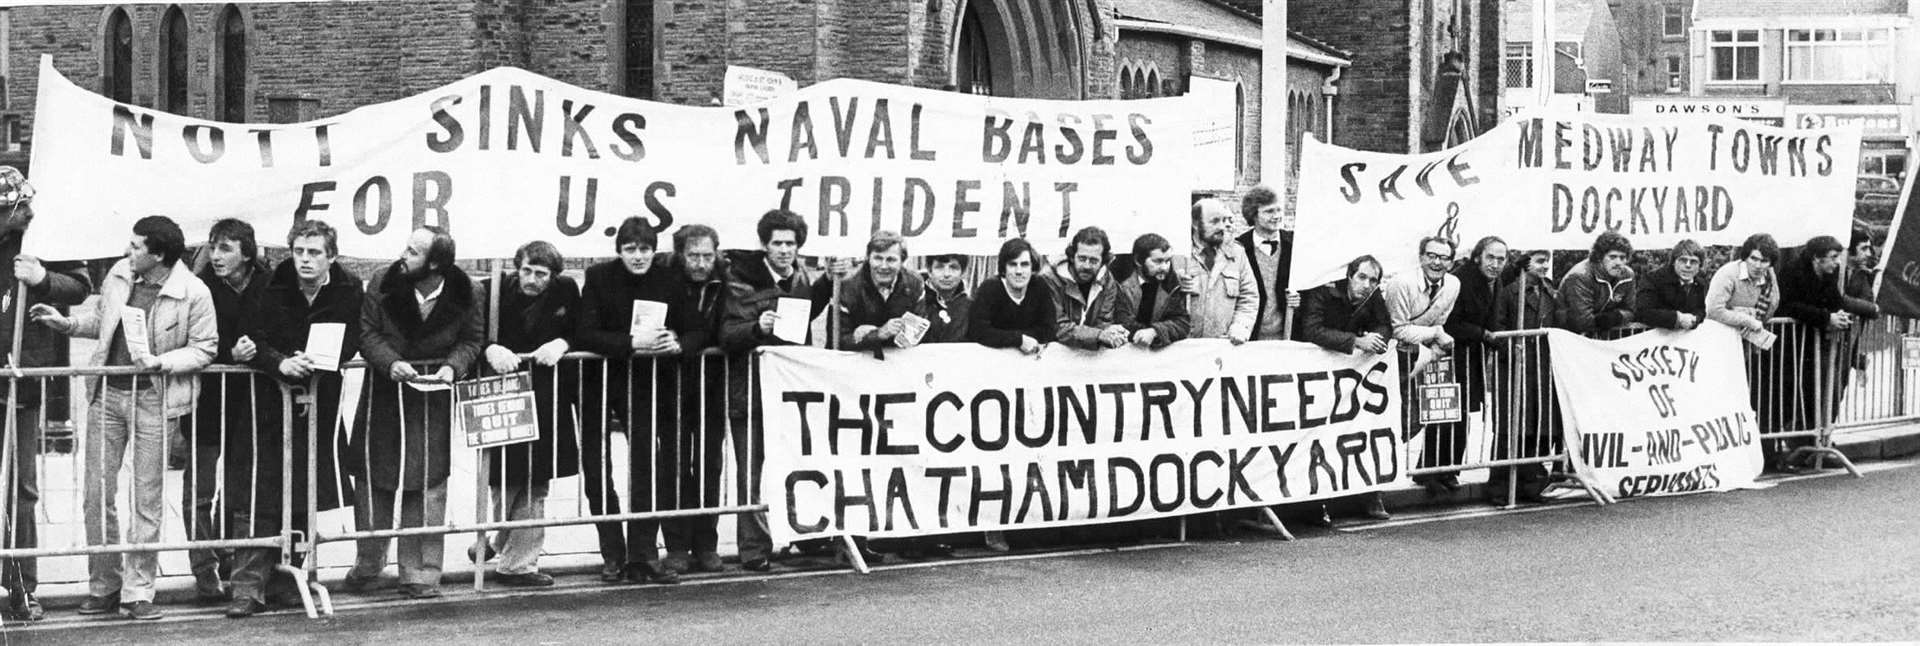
[377,260,474,333]
[110,259,197,300]
[267,258,357,293]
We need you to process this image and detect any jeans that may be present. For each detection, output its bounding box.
[83,385,172,603]
[350,482,448,586]
[487,483,547,575]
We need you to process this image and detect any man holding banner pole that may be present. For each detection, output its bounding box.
[1181,199,1258,344]
[1236,186,1298,341]
[0,168,91,622]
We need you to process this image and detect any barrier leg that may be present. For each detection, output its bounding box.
[273,563,319,619]
[1176,517,1186,543]
[838,535,870,575]
[1258,508,1295,541]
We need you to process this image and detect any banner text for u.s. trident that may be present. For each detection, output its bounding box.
[1548,323,1763,499]
[757,341,1405,542]
[24,55,1195,261]
[1289,110,1862,288]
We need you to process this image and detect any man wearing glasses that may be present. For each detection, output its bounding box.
[1383,236,1459,496]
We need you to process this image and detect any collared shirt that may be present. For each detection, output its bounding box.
[1254,232,1283,257]
[766,258,796,291]
[415,278,444,319]
[105,265,169,388]
[300,267,332,304]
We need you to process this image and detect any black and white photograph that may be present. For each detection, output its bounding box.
[0,0,1914,642]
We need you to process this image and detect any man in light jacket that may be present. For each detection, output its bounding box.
[1181,199,1259,343]
[35,215,217,621]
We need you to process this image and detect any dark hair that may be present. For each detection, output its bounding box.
[1416,235,1456,257]
[1804,235,1844,260]
[1850,227,1876,251]
[615,217,658,252]
[928,254,968,269]
[1669,239,1704,265]
[756,209,809,247]
[1737,233,1780,265]
[1239,185,1279,226]
[286,219,339,257]
[1065,226,1111,261]
[419,225,456,270]
[208,218,257,260]
[867,230,907,257]
[997,238,1039,273]
[1130,233,1171,267]
[1466,235,1507,262]
[1345,254,1383,279]
[132,215,186,266]
[1589,230,1633,260]
[514,240,563,274]
[673,223,719,253]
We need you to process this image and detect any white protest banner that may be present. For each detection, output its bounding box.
[1289,110,1862,288]
[723,65,798,107]
[26,55,1195,261]
[1548,323,1764,499]
[758,340,1404,543]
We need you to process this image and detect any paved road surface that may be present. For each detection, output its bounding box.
[9,460,1917,644]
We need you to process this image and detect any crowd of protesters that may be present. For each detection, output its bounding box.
[0,168,1888,622]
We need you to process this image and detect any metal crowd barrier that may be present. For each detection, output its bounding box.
[0,365,320,617]
[1406,317,1871,507]
[1834,315,1918,430]
[6,315,1911,619]
[301,349,764,612]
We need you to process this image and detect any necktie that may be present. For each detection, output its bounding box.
[1425,280,1440,300]
[1262,240,1277,256]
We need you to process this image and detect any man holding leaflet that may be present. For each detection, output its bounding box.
[230,220,362,617]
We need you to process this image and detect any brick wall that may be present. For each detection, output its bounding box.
[9,1,479,125]
[1293,0,1414,153]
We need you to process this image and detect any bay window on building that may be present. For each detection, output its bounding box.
[1785,28,1892,82]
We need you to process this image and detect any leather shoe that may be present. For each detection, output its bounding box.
[397,583,442,599]
[599,560,625,583]
[1311,504,1335,528]
[740,557,772,572]
[225,597,267,619]
[341,571,384,593]
[691,552,725,573]
[624,563,681,585]
[1362,494,1392,520]
[122,600,162,621]
[660,553,692,575]
[76,594,119,615]
[492,572,555,587]
[4,591,44,622]
[1438,475,1462,492]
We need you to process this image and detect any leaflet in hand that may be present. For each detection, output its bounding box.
[304,322,346,371]
[895,312,930,348]
[1741,326,1777,350]
[630,300,668,338]
[120,308,151,359]
[773,297,810,344]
